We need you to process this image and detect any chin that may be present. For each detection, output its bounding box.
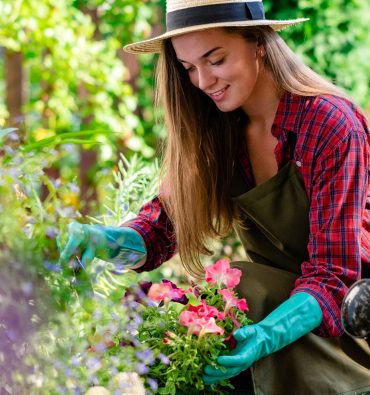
[215,103,239,113]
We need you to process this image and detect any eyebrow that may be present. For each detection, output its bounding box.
[177,46,222,63]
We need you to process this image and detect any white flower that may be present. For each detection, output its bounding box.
[109,372,146,395]
[84,386,110,395]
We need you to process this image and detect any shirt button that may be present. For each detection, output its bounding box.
[296,160,302,167]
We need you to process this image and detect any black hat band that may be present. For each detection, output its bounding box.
[166,2,265,31]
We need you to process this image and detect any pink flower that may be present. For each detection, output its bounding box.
[188,300,225,321]
[219,289,249,313]
[147,281,187,303]
[205,259,242,289]
[198,317,224,338]
[179,311,224,338]
[179,310,198,327]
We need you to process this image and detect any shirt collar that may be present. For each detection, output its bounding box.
[272,91,310,137]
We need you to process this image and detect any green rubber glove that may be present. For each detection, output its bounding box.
[203,292,322,385]
[58,222,147,273]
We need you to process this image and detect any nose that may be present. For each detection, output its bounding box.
[196,67,216,91]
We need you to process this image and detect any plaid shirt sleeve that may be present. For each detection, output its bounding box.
[124,195,176,272]
[289,96,370,337]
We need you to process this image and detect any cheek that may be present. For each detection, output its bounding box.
[238,63,259,86]
[189,73,199,88]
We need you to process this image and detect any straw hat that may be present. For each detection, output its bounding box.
[123,0,308,54]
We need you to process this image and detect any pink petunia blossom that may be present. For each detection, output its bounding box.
[179,310,198,326]
[188,300,225,321]
[197,317,224,338]
[205,259,242,289]
[219,288,249,313]
[179,311,224,338]
[147,282,186,303]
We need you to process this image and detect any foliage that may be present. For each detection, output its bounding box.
[0,127,162,392]
[0,0,164,220]
[0,129,77,392]
[264,0,370,108]
[0,0,162,153]
[25,288,155,394]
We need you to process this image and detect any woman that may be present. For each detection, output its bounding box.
[59,0,370,393]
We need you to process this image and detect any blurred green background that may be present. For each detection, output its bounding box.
[1,0,369,216]
[0,0,369,393]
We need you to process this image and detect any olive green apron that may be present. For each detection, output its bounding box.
[230,134,370,395]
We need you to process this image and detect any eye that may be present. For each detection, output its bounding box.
[210,58,224,66]
[185,65,195,72]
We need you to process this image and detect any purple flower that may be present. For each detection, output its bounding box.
[136,349,154,365]
[8,132,19,141]
[147,378,158,391]
[139,281,153,294]
[162,279,189,304]
[128,300,140,310]
[123,281,152,304]
[45,226,58,238]
[43,260,62,273]
[71,355,81,367]
[158,353,170,365]
[68,182,80,194]
[20,282,33,297]
[136,362,149,375]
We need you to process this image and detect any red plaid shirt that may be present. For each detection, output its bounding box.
[126,91,370,337]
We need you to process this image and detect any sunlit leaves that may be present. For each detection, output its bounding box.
[265,0,370,107]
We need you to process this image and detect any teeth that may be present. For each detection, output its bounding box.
[210,87,226,96]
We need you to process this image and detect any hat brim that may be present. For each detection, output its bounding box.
[123,18,308,54]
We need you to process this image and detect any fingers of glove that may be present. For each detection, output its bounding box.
[203,366,243,385]
[81,244,96,268]
[217,340,256,369]
[218,345,254,368]
[203,375,223,386]
[58,223,88,266]
[56,234,62,254]
[204,365,225,377]
[233,325,257,342]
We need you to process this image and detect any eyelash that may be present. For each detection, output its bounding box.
[185,58,224,72]
[210,58,224,66]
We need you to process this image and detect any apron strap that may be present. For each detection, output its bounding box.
[287,131,298,160]
[231,132,298,198]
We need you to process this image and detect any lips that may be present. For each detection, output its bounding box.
[209,86,228,97]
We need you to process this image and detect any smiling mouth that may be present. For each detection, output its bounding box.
[209,86,228,97]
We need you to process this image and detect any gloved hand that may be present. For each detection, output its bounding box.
[203,292,322,385]
[58,222,147,273]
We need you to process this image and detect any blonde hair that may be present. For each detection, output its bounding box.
[156,26,349,278]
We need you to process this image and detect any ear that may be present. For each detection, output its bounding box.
[256,43,266,57]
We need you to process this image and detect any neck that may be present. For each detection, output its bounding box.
[242,69,282,128]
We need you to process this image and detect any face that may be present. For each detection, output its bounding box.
[171,28,263,112]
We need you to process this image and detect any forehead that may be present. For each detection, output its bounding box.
[171,28,245,60]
